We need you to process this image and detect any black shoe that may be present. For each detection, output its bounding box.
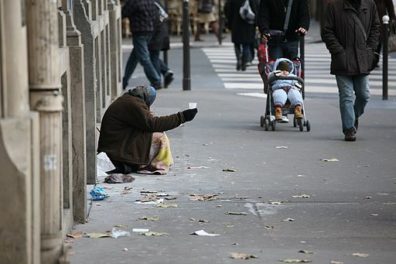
[344,127,356,142]
[164,71,174,88]
[354,118,359,131]
[152,83,162,90]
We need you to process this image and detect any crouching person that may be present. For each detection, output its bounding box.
[98,85,198,175]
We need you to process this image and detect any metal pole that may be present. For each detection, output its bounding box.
[218,0,223,45]
[163,0,169,66]
[299,35,305,98]
[182,0,191,90]
[382,15,389,100]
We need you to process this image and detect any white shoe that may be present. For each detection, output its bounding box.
[280,116,289,123]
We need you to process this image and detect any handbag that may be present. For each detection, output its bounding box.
[388,22,396,53]
[239,0,255,24]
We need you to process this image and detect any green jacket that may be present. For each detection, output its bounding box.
[98,93,184,165]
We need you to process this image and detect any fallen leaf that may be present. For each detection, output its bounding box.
[222,168,236,172]
[292,194,311,198]
[279,259,311,263]
[189,194,219,201]
[84,232,111,238]
[283,218,295,222]
[330,261,344,264]
[142,231,168,237]
[352,252,369,258]
[156,203,178,208]
[225,211,248,216]
[191,229,220,237]
[140,190,158,194]
[230,252,257,260]
[123,248,128,252]
[275,146,288,149]
[321,158,339,162]
[66,231,83,239]
[269,201,284,205]
[264,225,274,230]
[298,250,314,254]
[187,166,210,169]
[138,216,160,221]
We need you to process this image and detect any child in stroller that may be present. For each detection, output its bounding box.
[259,57,310,131]
[271,59,303,121]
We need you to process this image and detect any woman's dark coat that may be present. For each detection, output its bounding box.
[257,0,310,41]
[224,0,258,44]
[321,0,380,75]
[97,94,183,165]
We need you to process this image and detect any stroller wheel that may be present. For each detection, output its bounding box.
[298,119,303,132]
[264,117,269,131]
[305,120,311,132]
[271,120,276,131]
[260,115,265,127]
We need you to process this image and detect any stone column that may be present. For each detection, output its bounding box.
[26,0,64,263]
[0,1,40,263]
[74,0,98,184]
[108,0,122,99]
[66,8,88,223]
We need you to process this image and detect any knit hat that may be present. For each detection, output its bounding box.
[128,85,157,106]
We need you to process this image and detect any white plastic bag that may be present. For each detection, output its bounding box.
[239,0,255,24]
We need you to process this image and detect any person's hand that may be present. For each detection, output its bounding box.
[261,33,270,42]
[296,27,307,35]
[182,108,198,122]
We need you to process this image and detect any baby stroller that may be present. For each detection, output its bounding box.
[257,37,310,132]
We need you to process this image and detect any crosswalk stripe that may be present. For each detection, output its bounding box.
[203,44,396,97]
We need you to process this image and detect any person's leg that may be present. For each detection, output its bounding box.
[160,59,174,88]
[234,43,242,71]
[353,74,370,129]
[241,43,251,71]
[288,88,304,119]
[159,58,170,76]
[335,75,356,133]
[283,40,299,60]
[273,89,287,120]
[149,49,161,76]
[133,34,162,88]
[123,47,139,89]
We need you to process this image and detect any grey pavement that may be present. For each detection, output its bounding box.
[70,20,396,264]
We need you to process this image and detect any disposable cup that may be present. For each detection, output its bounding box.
[189,102,197,109]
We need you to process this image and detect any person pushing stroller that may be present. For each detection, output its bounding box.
[270,58,303,121]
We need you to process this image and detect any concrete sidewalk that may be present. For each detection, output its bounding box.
[70,20,396,264]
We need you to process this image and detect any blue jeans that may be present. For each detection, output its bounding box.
[234,43,252,64]
[268,40,299,60]
[123,34,161,89]
[150,50,170,76]
[335,75,370,132]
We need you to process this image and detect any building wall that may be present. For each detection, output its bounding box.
[0,0,122,263]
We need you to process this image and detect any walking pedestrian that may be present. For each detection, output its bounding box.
[257,0,310,60]
[98,86,198,175]
[224,0,258,71]
[194,0,220,41]
[149,1,174,88]
[373,0,396,67]
[321,0,380,141]
[122,0,162,90]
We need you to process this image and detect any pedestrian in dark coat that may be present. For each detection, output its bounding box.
[257,0,310,60]
[149,1,174,88]
[321,0,380,141]
[224,0,258,71]
[122,0,162,90]
[98,86,198,173]
[373,0,396,66]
